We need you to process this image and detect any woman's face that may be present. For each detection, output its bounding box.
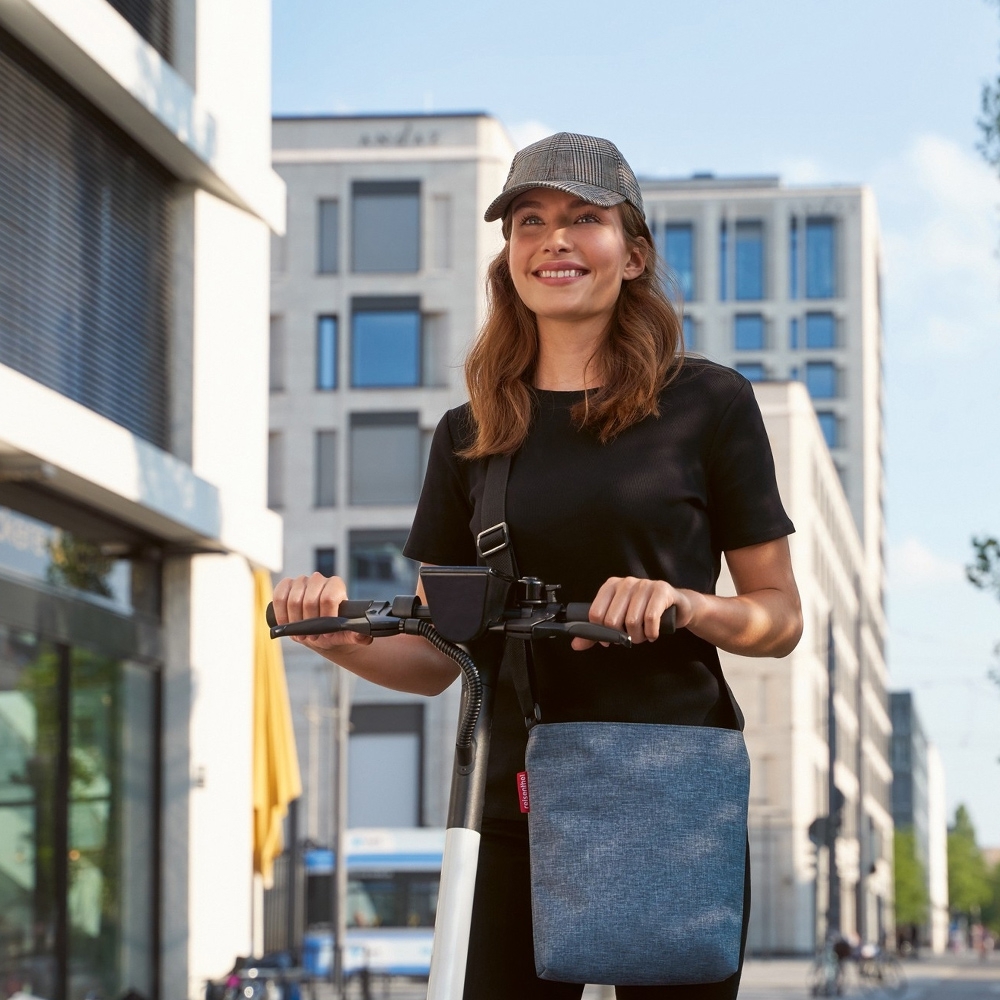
[506,187,645,331]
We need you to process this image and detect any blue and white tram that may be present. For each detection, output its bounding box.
[303,827,445,979]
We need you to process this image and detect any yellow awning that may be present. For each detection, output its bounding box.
[252,568,303,888]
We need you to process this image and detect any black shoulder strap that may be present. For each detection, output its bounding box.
[477,453,744,734]
[478,453,540,729]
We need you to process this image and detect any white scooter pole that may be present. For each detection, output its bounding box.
[425,645,498,1000]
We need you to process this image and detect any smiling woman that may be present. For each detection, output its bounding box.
[273,132,801,999]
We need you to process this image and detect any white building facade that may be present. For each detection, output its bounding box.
[0,1,283,996]
[268,114,513,836]
[722,382,894,954]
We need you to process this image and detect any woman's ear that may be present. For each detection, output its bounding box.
[622,243,647,281]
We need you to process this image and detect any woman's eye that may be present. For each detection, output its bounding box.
[518,214,542,225]
[577,213,600,223]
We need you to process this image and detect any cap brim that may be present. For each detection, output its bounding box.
[484,180,627,223]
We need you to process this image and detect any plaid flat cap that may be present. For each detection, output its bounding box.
[485,132,644,222]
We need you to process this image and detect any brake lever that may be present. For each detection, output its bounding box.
[269,616,353,639]
[532,621,632,646]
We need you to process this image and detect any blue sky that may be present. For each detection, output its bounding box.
[274,0,1000,843]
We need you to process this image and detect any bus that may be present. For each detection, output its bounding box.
[302,827,445,979]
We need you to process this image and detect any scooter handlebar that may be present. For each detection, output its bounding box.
[265,599,377,631]
[564,603,677,635]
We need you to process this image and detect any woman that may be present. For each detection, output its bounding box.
[273,132,803,998]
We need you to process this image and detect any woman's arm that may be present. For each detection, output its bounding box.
[272,570,461,696]
[572,536,802,657]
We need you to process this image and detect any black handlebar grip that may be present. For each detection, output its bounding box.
[265,599,374,631]
[564,602,677,635]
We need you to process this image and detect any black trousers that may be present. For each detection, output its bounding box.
[463,818,750,1000]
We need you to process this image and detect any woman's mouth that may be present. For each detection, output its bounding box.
[534,268,588,279]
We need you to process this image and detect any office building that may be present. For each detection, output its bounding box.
[891,692,949,952]
[0,0,282,995]
[640,177,885,591]
[720,381,894,954]
[268,114,514,836]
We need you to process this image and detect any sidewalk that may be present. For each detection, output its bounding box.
[318,952,1000,999]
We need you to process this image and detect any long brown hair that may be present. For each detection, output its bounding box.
[459,202,684,459]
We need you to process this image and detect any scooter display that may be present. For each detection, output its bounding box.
[267,566,675,1000]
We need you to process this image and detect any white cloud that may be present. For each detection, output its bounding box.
[506,120,556,151]
[872,134,1000,360]
[890,537,966,587]
[778,156,829,185]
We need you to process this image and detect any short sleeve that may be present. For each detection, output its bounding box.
[403,410,479,566]
[707,379,795,551]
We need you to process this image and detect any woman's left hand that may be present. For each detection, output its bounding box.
[571,576,696,651]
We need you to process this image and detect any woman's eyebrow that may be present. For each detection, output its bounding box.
[511,199,544,211]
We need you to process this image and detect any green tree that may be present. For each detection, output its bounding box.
[894,827,929,927]
[947,805,992,919]
[966,536,1000,692]
[983,861,1000,935]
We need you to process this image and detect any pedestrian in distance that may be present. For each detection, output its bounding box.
[272,132,803,999]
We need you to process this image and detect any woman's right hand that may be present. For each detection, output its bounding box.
[271,572,374,653]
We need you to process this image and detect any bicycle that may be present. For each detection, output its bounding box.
[808,937,906,997]
[267,565,675,1000]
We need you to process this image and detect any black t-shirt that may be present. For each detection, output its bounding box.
[403,357,794,821]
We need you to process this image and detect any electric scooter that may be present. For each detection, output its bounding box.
[267,566,675,1000]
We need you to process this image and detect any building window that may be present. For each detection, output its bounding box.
[806,312,837,349]
[351,297,421,388]
[267,432,283,509]
[317,199,340,274]
[349,412,421,505]
[790,317,800,350]
[734,314,765,351]
[806,218,836,298]
[316,315,338,390]
[0,30,172,449]
[816,411,839,449]
[314,430,337,507]
[789,217,799,299]
[718,222,728,300]
[736,363,766,382]
[682,315,696,351]
[269,315,285,392]
[349,529,418,602]
[663,223,694,300]
[351,180,420,273]
[349,704,424,827]
[734,221,764,300]
[806,361,838,398]
[315,547,337,577]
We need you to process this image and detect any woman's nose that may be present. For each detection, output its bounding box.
[543,226,573,253]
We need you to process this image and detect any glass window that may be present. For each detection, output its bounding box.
[351,180,420,273]
[718,222,728,301]
[351,297,421,388]
[267,432,283,509]
[806,312,837,349]
[348,529,417,602]
[682,315,696,351]
[0,628,157,999]
[431,194,452,269]
[349,704,423,828]
[269,316,285,392]
[816,411,839,449]
[315,430,337,507]
[734,221,764,300]
[790,317,800,350]
[736,363,766,382]
[806,218,836,298]
[806,361,838,398]
[734,314,765,351]
[317,199,340,274]
[789,217,799,299]
[663,223,694,300]
[349,412,421,505]
[315,548,337,577]
[316,315,338,390]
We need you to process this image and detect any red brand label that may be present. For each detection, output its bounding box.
[516,771,530,813]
